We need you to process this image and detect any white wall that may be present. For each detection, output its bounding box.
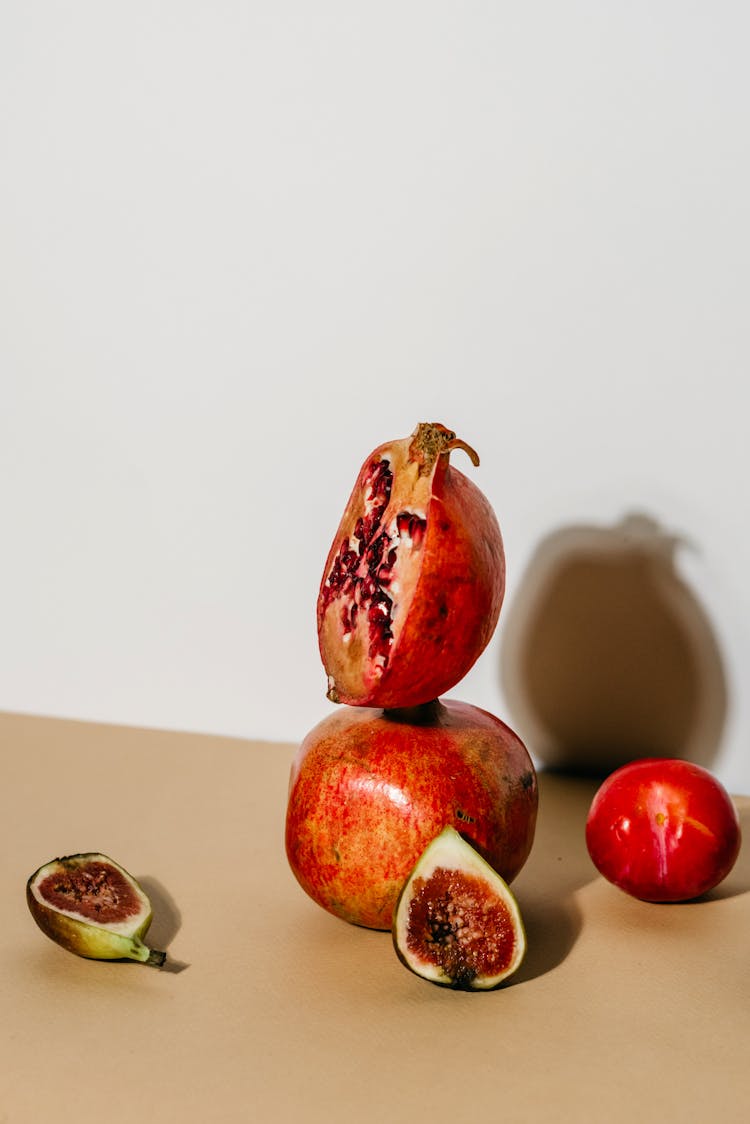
[2,3,749,793]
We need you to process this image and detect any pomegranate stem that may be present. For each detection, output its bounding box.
[447,437,480,467]
[410,423,480,471]
[384,699,444,725]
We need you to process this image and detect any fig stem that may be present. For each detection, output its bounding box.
[145,948,167,968]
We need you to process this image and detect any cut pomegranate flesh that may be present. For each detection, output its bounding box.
[319,456,429,678]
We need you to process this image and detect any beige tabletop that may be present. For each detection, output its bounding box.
[1,710,748,1123]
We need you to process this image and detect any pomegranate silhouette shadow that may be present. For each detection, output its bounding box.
[500,514,727,775]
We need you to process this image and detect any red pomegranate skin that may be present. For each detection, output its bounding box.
[317,424,505,710]
[285,698,538,930]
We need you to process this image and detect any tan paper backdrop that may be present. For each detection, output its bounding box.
[2,712,748,1122]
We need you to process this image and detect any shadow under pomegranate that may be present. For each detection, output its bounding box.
[499,512,728,777]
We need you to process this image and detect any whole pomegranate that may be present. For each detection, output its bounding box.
[285,698,537,930]
[317,423,505,709]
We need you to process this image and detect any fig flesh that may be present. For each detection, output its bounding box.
[26,853,166,966]
[392,826,525,990]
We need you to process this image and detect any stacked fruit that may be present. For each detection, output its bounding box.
[22,425,742,979]
[285,423,538,988]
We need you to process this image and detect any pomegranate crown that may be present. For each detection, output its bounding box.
[409,423,480,476]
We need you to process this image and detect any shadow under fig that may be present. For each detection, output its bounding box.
[500,512,728,777]
[138,875,190,972]
[511,893,583,986]
[511,771,600,984]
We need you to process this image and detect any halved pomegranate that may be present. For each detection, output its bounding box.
[317,423,505,709]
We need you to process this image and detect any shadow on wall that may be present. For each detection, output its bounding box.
[499,513,728,776]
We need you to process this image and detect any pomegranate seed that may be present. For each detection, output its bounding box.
[320,459,399,663]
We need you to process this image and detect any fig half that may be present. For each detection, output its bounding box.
[26,853,166,966]
[392,826,525,990]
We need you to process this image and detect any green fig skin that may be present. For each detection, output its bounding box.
[26,854,166,967]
